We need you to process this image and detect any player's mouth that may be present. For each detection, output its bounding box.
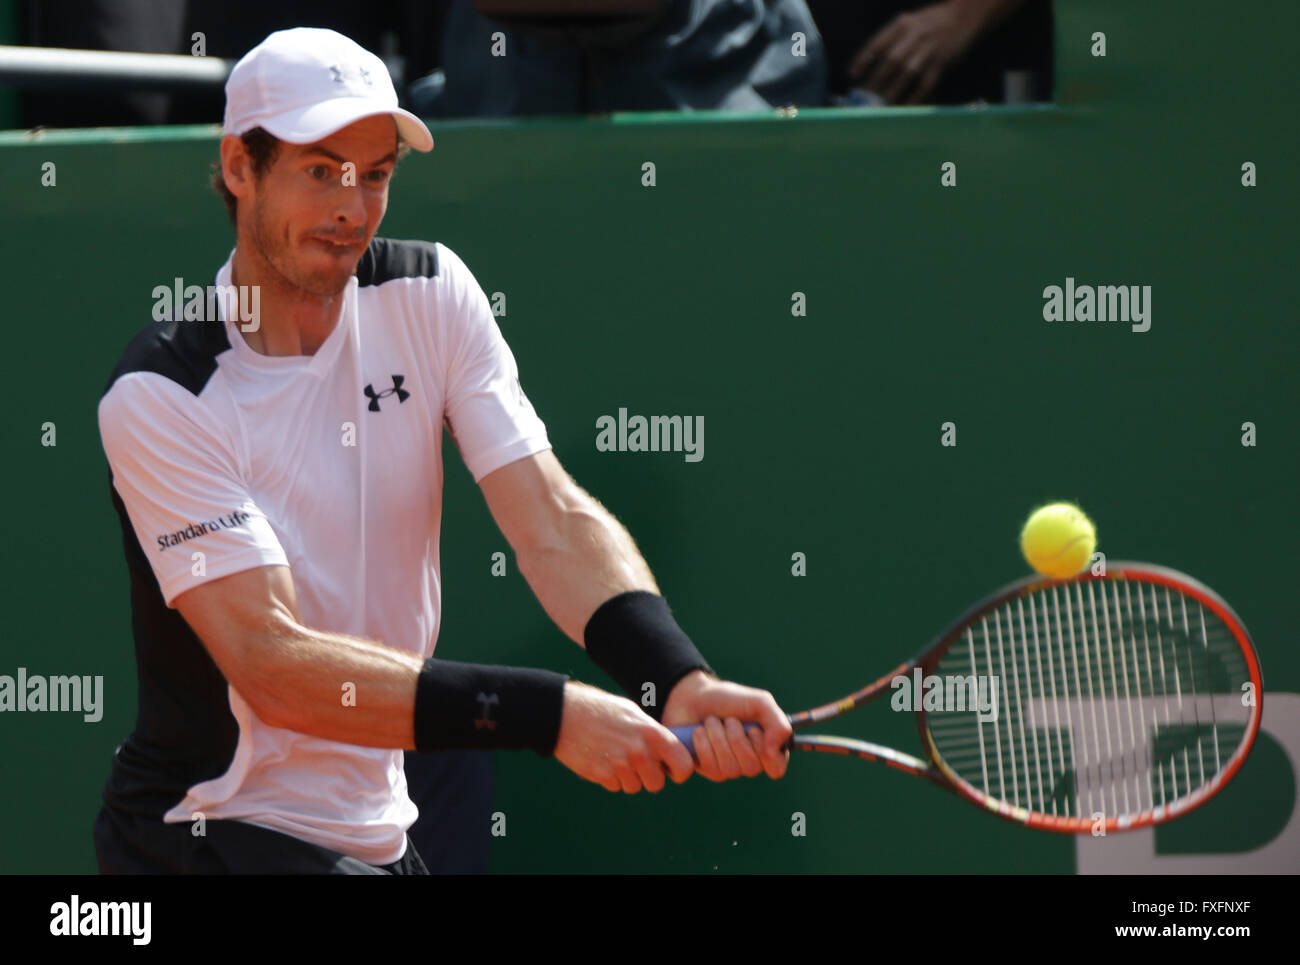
[310,235,364,255]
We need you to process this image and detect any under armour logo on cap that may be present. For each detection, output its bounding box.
[223,27,433,152]
[327,63,375,87]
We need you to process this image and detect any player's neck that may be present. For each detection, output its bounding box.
[229,245,347,357]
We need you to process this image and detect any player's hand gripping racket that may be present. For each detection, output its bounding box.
[671,562,1263,833]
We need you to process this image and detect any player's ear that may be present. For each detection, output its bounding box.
[220,134,255,201]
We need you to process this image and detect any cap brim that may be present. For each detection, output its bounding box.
[257,96,434,153]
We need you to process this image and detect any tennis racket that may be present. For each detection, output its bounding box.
[670,562,1263,834]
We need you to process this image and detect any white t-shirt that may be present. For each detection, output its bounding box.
[98,238,550,865]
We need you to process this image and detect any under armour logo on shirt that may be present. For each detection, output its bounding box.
[363,375,410,412]
[475,693,499,731]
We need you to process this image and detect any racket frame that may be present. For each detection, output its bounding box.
[789,562,1264,834]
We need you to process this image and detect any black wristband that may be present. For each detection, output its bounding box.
[582,590,714,722]
[412,658,568,756]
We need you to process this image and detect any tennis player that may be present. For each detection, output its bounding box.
[93,27,790,875]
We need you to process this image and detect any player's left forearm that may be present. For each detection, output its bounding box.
[513,488,661,647]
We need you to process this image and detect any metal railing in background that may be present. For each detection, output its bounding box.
[0,45,233,90]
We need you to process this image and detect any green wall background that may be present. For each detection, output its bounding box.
[0,1,1295,873]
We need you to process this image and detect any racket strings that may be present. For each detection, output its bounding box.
[924,577,1251,823]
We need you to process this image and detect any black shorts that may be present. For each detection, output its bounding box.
[94,804,429,875]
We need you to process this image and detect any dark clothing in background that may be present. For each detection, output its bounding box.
[21,0,187,127]
[18,0,1052,132]
[415,0,828,117]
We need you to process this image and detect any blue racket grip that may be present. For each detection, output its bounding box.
[669,722,766,761]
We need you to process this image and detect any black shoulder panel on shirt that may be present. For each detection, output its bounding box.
[355,237,440,286]
[103,314,232,398]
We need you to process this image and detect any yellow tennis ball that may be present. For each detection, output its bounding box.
[1020,503,1097,578]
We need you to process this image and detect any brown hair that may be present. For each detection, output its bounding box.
[210,126,413,229]
[211,127,282,229]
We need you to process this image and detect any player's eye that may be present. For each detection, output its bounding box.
[307,165,330,180]
[366,169,392,184]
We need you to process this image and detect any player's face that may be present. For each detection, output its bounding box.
[245,115,398,296]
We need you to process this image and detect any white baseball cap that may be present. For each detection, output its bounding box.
[223,27,434,153]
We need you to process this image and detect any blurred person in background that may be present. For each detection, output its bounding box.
[410,0,828,117]
[808,0,1053,106]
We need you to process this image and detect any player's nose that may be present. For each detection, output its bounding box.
[332,186,368,226]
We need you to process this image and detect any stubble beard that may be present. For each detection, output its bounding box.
[250,199,355,298]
